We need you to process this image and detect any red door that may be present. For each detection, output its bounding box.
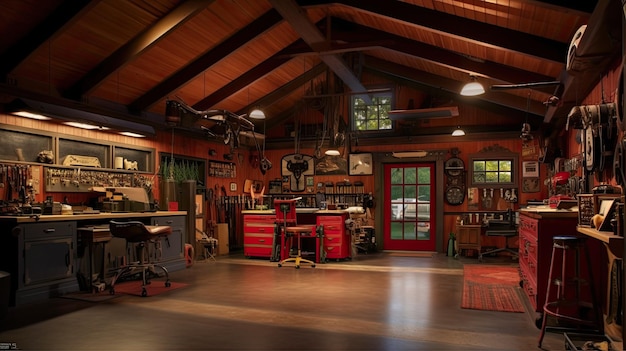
[383,163,435,251]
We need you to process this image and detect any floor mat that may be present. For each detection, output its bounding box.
[461,265,525,313]
[112,280,188,297]
[60,290,120,303]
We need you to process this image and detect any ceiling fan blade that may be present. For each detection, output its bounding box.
[490,81,561,91]
[388,106,459,120]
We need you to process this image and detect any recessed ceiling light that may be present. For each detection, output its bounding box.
[64,121,108,130]
[119,131,145,138]
[13,111,51,120]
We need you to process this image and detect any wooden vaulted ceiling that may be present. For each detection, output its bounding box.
[0,0,621,146]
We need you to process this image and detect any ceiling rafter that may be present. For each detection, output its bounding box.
[269,0,371,104]
[362,55,547,117]
[543,0,622,125]
[365,67,537,128]
[64,0,214,100]
[0,0,96,81]
[298,0,569,64]
[328,17,555,87]
[192,39,307,110]
[130,8,284,112]
[236,62,326,116]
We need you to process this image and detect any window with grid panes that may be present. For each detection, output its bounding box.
[470,157,517,186]
[352,93,393,131]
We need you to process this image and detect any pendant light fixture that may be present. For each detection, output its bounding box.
[249,108,265,120]
[451,126,466,136]
[460,75,485,96]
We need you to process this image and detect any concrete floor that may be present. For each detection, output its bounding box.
[0,252,568,350]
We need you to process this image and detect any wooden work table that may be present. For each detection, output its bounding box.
[0,211,188,306]
[0,210,187,224]
[576,225,624,344]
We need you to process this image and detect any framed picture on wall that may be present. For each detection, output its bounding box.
[348,153,373,175]
[522,161,539,177]
[522,177,541,193]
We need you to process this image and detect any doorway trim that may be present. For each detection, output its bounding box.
[371,150,447,253]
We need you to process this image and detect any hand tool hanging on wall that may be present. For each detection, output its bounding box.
[6,166,12,201]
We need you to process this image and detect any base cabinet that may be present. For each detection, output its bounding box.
[456,224,482,257]
[518,211,578,312]
[12,222,79,305]
[243,214,276,258]
[151,215,185,267]
[318,213,351,261]
[0,212,187,306]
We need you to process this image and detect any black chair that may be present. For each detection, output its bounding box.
[108,220,172,297]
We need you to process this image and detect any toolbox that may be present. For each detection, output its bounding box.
[564,332,614,350]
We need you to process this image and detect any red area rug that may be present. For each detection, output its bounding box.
[461,265,525,313]
[113,280,188,297]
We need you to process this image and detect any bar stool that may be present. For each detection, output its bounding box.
[274,198,316,268]
[278,226,316,269]
[108,221,172,297]
[538,236,603,347]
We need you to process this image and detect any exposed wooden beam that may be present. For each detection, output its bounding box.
[130,9,284,112]
[236,63,326,116]
[543,0,622,125]
[363,67,541,130]
[64,0,214,100]
[192,39,308,110]
[298,0,568,64]
[328,18,555,87]
[362,55,547,118]
[0,0,96,81]
[269,0,371,103]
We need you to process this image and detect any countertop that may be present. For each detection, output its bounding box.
[242,208,349,215]
[520,206,579,218]
[0,210,188,223]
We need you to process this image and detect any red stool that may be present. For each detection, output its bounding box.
[538,236,603,347]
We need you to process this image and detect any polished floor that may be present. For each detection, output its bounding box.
[0,252,566,351]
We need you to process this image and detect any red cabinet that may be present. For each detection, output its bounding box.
[317,213,351,261]
[243,214,276,258]
[518,211,578,312]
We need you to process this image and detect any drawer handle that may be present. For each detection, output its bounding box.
[44,228,56,233]
[259,228,266,232]
[327,237,334,241]
[166,220,173,224]
[259,239,265,243]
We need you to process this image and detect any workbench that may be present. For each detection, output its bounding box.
[0,211,187,306]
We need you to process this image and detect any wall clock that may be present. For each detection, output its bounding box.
[444,148,465,205]
[445,186,464,205]
[444,157,464,177]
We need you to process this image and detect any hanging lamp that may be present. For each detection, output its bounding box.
[460,75,485,96]
[451,126,466,136]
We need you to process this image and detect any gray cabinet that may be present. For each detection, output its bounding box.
[16,221,78,305]
[151,215,186,271]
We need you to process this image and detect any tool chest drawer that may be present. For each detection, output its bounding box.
[518,211,578,313]
[317,214,351,260]
[245,214,276,223]
[243,214,276,258]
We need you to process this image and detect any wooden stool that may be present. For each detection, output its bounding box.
[538,236,603,347]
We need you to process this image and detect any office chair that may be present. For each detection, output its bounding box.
[274,199,316,268]
[108,220,172,297]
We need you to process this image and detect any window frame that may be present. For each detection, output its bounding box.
[468,152,518,188]
[351,86,394,132]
